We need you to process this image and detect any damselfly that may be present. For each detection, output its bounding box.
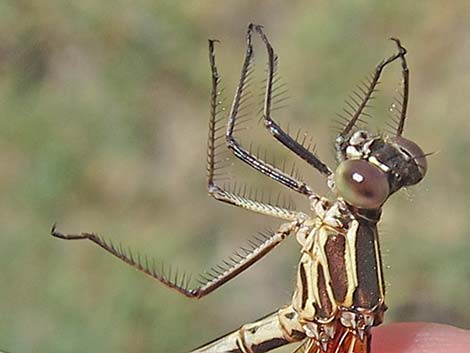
[52,24,427,353]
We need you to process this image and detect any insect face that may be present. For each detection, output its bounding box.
[334,131,427,209]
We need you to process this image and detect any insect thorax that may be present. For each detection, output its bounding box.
[291,198,386,343]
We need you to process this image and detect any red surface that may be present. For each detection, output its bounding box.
[372,322,470,353]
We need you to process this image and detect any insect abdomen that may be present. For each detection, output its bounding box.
[189,307,305,353]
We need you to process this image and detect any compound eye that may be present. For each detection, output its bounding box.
[389,136,427,180]
[335,159,389,209]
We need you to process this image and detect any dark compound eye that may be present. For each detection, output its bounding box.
[388,136,427,182]
[335,159,390,209]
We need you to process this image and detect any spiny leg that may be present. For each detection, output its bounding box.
[225,24,316,197]
[51,218,301,299]
[49,32,307,301]
[253,25,332,178]
[336,38,407,142]
[389,38,409,137]
[208,39,305,222]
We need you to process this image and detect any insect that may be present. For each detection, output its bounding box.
[52,24,427,353]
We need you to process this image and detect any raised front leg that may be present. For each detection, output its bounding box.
[389,38,409,137]
[224,24,316,197]
[207,39,306,222]
[254,25,332,178]
[336,39,407,140]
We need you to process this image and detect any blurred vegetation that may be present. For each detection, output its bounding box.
[0,1,469,353]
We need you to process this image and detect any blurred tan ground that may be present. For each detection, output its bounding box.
[0,1,469,353]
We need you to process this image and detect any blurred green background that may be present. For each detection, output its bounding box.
[1,1,470,352]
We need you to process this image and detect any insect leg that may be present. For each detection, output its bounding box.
[207,40,300,221]
[336,39,407,140]
[188,306,305,353]
[50,219,301,299]
[224,24,316,197]
[390,38,409,136]
[254,25,333,178]
[208,39,305,221]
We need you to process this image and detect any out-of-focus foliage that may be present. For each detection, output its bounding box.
[0,1,469,352]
